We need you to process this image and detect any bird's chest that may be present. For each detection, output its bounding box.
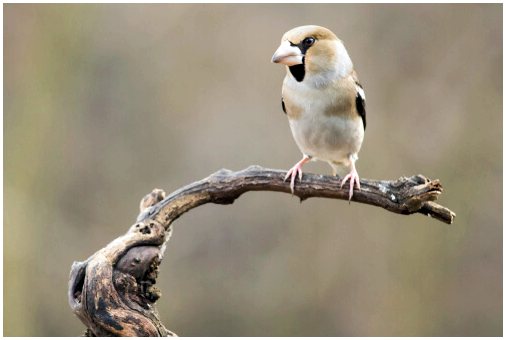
[284,82,353,119]
[283,80,362,161]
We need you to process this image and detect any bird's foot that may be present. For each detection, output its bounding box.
[284,157,310,194]
[340,169,361,201]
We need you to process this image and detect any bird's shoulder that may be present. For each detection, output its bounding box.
[321,73,364,121]
[326,71,367,129]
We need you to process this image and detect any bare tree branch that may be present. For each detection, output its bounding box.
[138,165,455,226]
[68,165,455,336]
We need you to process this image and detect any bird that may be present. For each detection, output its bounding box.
[271,25,366,200]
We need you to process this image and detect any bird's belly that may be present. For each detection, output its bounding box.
[289,113,364,163]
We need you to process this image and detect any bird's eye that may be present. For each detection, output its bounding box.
[303,37,315,47]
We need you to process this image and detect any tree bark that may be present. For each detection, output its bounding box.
[68,165,455,336]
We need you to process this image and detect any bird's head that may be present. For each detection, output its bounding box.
[271,25,353,83]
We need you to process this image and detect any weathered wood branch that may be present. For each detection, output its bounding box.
[138,165,455,226]
[68,165,455,336]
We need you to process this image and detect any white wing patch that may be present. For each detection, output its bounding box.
[356,84,366,100]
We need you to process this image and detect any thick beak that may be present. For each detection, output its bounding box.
[271,41,303,66]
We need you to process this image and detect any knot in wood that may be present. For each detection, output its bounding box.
[131,220,165,238]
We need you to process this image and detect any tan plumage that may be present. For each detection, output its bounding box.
[272,25,366,199]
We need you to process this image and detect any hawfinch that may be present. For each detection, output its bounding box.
[271,25,366,200]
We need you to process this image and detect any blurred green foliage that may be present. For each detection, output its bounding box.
[4,3,502,336]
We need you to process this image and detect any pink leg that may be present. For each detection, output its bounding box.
[340,158,361,201]
[284,155,311,193]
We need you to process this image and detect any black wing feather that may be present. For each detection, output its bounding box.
[355,82,366,130]
[281,97,287,114]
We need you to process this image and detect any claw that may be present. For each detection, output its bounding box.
[284,155,311,194]
[340,169,361,201]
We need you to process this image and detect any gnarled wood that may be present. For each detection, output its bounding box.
[138,166,455,226]
[68,219,176,336]
[68,165,455,336]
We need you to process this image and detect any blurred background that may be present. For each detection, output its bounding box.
[4,4,502,336]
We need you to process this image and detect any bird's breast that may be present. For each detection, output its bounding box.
[283,76,364,162]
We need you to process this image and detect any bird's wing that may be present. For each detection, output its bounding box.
[281,97,287,114]
[354,81,366,130]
